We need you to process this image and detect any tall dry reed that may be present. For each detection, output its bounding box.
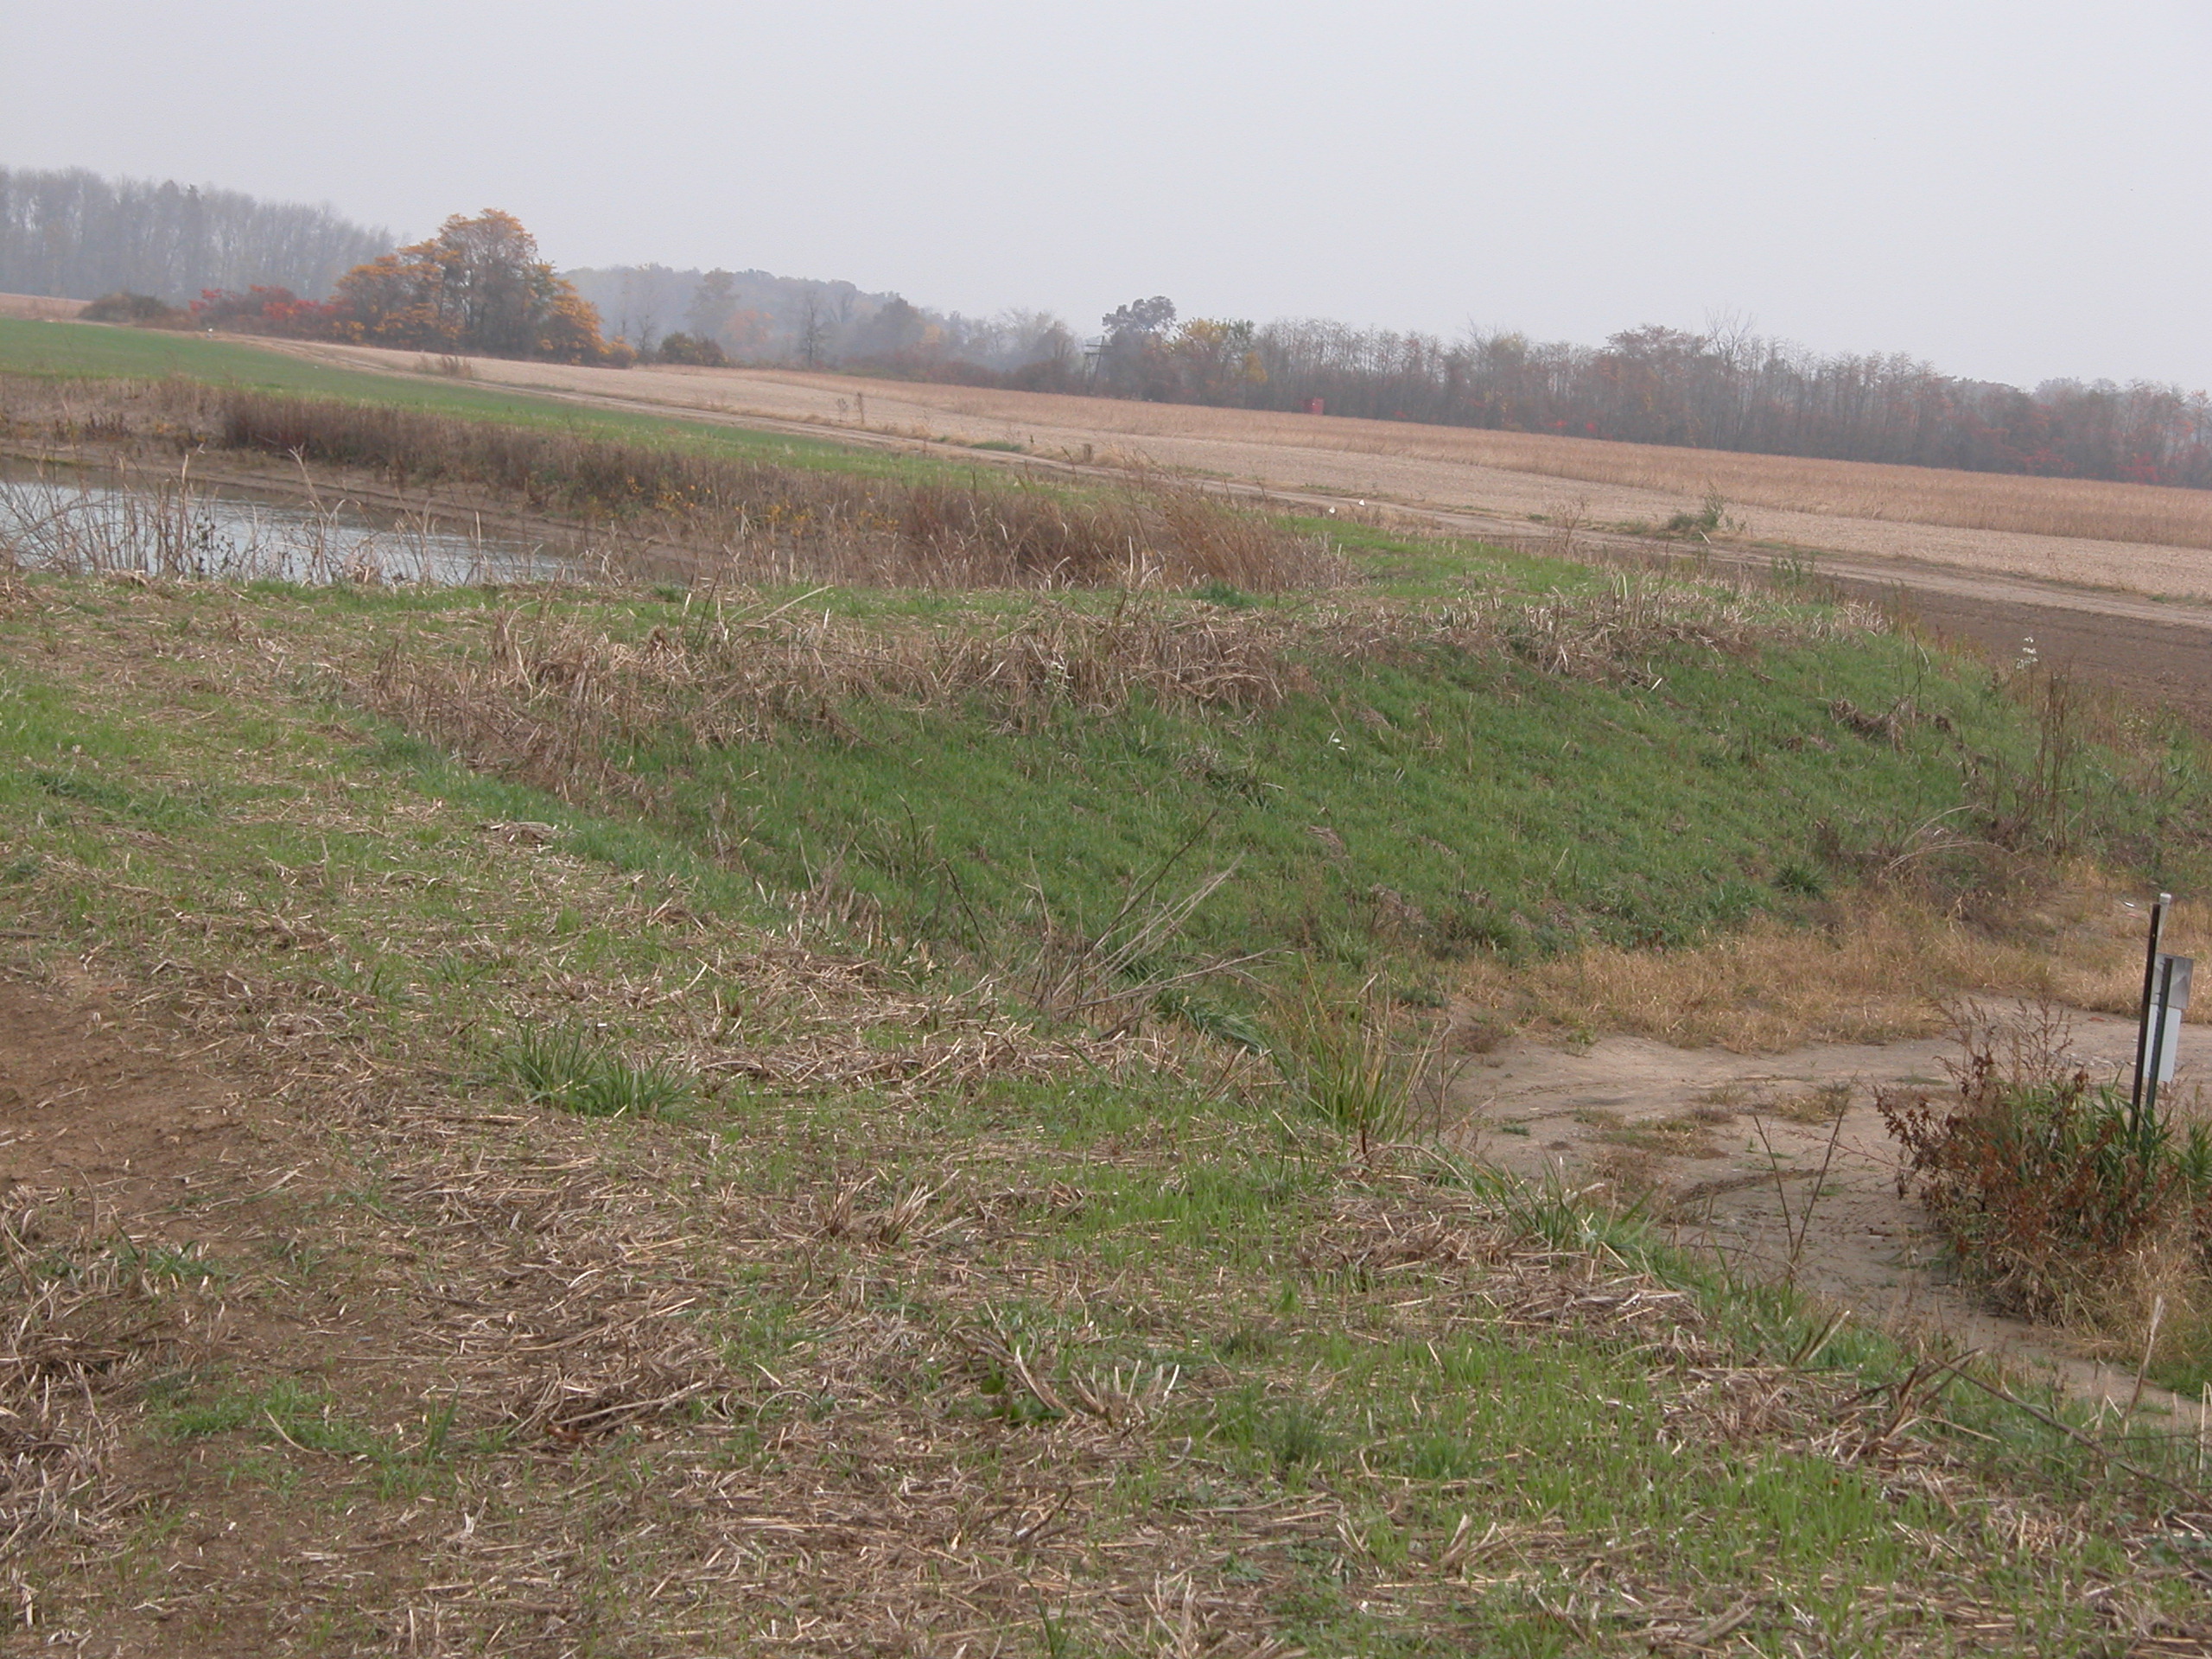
[211,392,1339,591]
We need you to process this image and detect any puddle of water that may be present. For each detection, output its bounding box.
[0,458,570,585]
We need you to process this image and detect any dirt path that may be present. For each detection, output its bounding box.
[1451,1001,2201,1411]
[0,976,256,1217]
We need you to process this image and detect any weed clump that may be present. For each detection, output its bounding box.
[1268,977,1446,1155]
[1878,1009,2212,1324]
[501,1024,695,1118]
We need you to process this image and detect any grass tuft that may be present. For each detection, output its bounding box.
[500,1023,696,1118]
[1268,977,1445,1154]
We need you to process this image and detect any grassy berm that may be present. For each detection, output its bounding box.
[5,428,2212,1647]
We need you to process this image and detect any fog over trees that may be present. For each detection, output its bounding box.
[564,264,1077,385]
[0,166,392,308]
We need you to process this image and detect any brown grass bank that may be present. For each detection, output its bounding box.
[1461,874,2211,1055]
[244,342,2212,552]
[2,375,1344,593]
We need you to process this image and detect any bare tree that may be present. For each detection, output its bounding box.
[0,164,391,303]
[798,295,829,369]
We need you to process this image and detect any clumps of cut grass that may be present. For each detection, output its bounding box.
[209,390,1342,592]
[351,596,1311,812]
[352,571,1879,825]
[1879,1006,2212,1339]
[1334,563,1887,690]
[500,1023,695,1118]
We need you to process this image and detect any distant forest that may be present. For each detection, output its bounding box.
[7,162,2208,490]
[563,264,1077,385]
[1118,315,2212,489]
[566,265,2212,490]
[0,166,391,311]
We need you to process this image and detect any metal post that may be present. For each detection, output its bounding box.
[2146,953,2179,1127]
[2133,892,2173,1122]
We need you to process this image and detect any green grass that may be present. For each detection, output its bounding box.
[709,629,1923,959]
[1,566,2208,1644]
[369,577,2209,1010]
[501,1021,697,1117]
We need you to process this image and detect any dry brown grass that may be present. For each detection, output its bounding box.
[1,378,1345,594]
[0,294,87,322]
[1319,425,2212,551]
[242,343,2212,553]
[1,578,2202,1653]
[346,597,1312,814]
[1465,874,2212,1054]
[0,1205,180,1569]
[338,575,1881,836]
[945,391,2212,550]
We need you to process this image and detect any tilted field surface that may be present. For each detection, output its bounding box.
[3,569,2210,1656]
[229,335,2212,591]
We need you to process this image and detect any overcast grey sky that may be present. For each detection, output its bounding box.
[6,1,2208,389]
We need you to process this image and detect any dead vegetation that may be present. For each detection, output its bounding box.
[334,569,1884,830]
[269,346,2212,554]
[8,976,2196,1656]
[1462,853,2212,1054]
[0,1203,180,1576]
[4,539,2212,1647]
[2,377,1345,593]
[1878,1006,2212,1366]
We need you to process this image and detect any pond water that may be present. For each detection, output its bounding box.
[0,458,569,585]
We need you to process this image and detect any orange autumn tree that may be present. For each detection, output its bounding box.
[329,209,619,364]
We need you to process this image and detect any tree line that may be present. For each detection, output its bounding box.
[564,263,1079,382]
[0,166,391,313]
[1084,307,2212,489]
[12,162,2205,488]
[587,259,2212,489]
[1,168,618,365]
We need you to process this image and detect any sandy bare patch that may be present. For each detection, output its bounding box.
[1451,1000,2210,1412]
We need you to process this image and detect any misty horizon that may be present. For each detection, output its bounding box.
[3,0,2204,396]
[6,160,2207,413]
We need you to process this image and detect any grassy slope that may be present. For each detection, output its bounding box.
[2,332,2209,1649]
[0,316,916,478]
[0,575,2202,1655]
[364,575,2205,1013]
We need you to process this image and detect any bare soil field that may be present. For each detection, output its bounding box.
[250,339,2212,589]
